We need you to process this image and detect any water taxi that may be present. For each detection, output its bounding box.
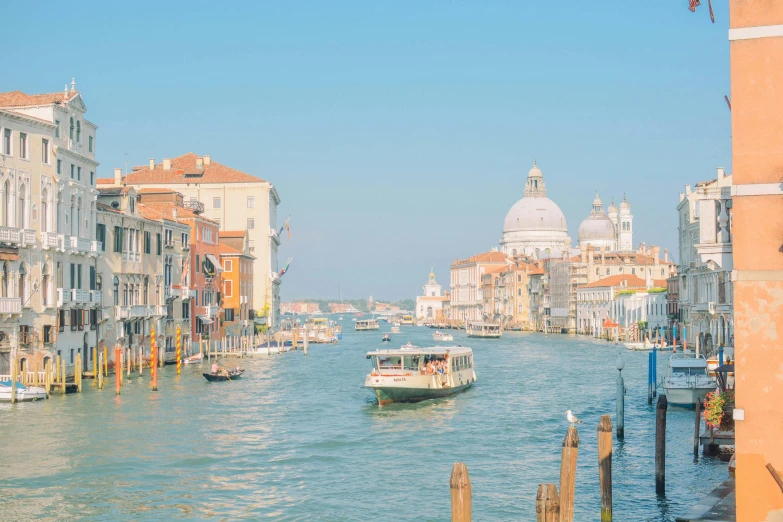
[390,325,400,334]
[401,315,414,325]
[364,345,476,405]
[466,322,502,338]
[433,331,454,342]
[355,319,380,331]
[663,353,717,406]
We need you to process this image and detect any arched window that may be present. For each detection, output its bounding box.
[3,179,10,227]
[17,183,25,228]
[41,188,49,233]
[42,264,50,307]
[56,192,63,233]
[19,264,26,304]
[69,117,74,140]
[113,276,119,306]
[76,121,81,143]
[1,262,7,298]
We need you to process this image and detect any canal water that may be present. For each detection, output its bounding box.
[0,325,727,521]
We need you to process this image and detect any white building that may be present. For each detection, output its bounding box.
[676,168,734,353]
[449,251,509,322]
[500,160,570,258]
[577,274,663,337]
[610,290,668,339]
[416,270,448,320]
[0,82,101,378]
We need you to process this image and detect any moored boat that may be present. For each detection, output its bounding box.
[466,322,501,338]
[355,319,380,331]
[0,381,48,402]
[433,330,454,342]
[663,353,716,406]
[364,345,476,406]
[382,333,391,342]
[184,353,204,364]
[401,315,414,325]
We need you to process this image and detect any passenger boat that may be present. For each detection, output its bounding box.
[401,315,414,325]
[355,319,380,331]
[203,368,244,381]
[662,354,717,406]
[433,331,454,342]
[466,322,502,338]
[364,345,476,405]
[382,333,391,342]
[624,339,654,351]
[390,325,400,334]
[0,381,48,402]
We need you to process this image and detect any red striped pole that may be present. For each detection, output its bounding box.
[151,327,158,391]
[176,325,182,377]
[115,345,121,395]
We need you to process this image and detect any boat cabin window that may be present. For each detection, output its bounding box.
[672,366,704,375]
[378,356,402,370]
[403,355,420,371]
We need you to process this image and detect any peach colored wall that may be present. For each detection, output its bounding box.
[730,1,783,519]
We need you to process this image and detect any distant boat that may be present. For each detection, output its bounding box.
[203,369,245,382]
[0,381,47,402]
[382,333,391,342]
[355,319,380,331]
[391,326,400,334]
[433,331,454,342]
[184,353,203,365]
[466,322,502,339]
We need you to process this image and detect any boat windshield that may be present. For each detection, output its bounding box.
[671,366,706,375]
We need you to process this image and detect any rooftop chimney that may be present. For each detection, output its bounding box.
[163,158,171,171]
[203,155,211,166]
[114,168,122,186]
[173,207,178,220]
[196,157,203,169]
[588,249,594,265]
[149,158,155,170]
[664,248,669,262]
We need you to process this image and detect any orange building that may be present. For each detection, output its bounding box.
[729,2,783,518]
[219,231,255,337]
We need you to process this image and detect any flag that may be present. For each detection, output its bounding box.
[688,0,700,12]
[279,257,293,277]
[724,95,732,111]
[278,216,291,239]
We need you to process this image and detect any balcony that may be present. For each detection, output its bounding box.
[184,198,204,214]
[57,288,71,307]
[164,286,181,301]
[70,288,90,304]
[122,251,141,262]
[69,236,91,254]
[43,232,65,251]
[89,290,102,306]
[89,241,101,256]
[153,305,167,316]
[0,297,21,315]
[21,229,36,246]
[164,239,175,250]
[0,226,21,246]
[181,288,196,300]
[206,304,219,318]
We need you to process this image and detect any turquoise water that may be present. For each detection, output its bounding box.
[0,326,726,521]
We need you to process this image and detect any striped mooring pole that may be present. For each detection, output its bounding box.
[151,326,158,391]
[176,325,182,377]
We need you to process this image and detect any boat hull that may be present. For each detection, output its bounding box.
[664,385,716,407]
[369,382,473,406]
[364,369,476,406]
[0,384,48,402]
[466,333,501,338]
[203,370,244,382]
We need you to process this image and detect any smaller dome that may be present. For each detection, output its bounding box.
[528,159,542,178]
[578,213,616,243]
[620,193,630,211]
[607,198,617,214]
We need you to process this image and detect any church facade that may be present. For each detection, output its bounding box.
[415,270,449,320]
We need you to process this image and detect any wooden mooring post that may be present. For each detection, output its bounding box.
[535,484,560,522]
[75,353,82,392]
[694,398,702,456]
[598,415,612,521]
[98,351,104,389]
[559,426,579,522]
[61,357,66,393]
[449,462,471,522]
[44,358,51,396]
[655,395,668,496]
[92,347,97,378]
[10,354,17,404]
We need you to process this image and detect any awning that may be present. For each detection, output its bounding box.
[205,254,224,272]
[197,315,212,324]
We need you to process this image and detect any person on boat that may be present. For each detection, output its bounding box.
[211,362,219,374]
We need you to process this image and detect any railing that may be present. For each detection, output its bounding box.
[164,239,175,249]
[184,198,205,214]
[71,289,90,304]
[0,297,22,314]
[90,240,101,254]
[22,229,36,246]
[115,306,130,320]
[153,305,167,316]
[43,232,64,250]
[68,138,82,153]
[181,288,196,300]
[57,288,70,307]
[0,226,21,245]
[69,236,91,253]
[164,286,181,300]
[89,290,101,306]
[206,304,219,318]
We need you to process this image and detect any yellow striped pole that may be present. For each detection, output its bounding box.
[176,325,182,377]
[151,326,158,391]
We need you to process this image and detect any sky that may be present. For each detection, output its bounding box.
[3,1,731,302]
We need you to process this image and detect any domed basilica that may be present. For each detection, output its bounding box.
[500,161,633,258]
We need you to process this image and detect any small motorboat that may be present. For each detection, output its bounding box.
[184,353,204,365]
[0,381,48,402]
[663,354,716,406]
[203,369,245,382]
[624,339,654,351]
[433,331,454,342]
[390,326,400,334]
[382,333,391,342]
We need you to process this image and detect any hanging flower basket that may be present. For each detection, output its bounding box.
[703,389,735,432]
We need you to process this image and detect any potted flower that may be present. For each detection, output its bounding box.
[703,388,736,432]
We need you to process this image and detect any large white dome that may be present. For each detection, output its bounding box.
[503,197,568,233]
[578,213,616,242]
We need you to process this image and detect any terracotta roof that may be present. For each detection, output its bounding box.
[483,265,508,275]
[218,244,242,255]
[96,202,122,214]
[97,186,134,195]
[453,251,508,266]
[137,187,179,194]
[0,90,79,108]
[528,268,545,275]
[137,204,169,222]
[122,152,264,185]
[584,274,647,289]
[96,178,115,185]
[219,230,245,238]
[653,279,667,287]
[142,202,219,224]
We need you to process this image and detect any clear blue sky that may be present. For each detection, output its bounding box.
[3,1,730,301]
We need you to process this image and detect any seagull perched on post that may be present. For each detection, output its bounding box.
[565,410,583,427]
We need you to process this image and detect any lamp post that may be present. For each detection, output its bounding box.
[616,353,625,439]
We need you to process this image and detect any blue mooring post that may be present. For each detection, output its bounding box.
[719,345,724,366]
[616,354,625,439]
[652,344,657,397]
[647,352,653,404]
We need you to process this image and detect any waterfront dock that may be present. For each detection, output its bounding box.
[676,478,736,522]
